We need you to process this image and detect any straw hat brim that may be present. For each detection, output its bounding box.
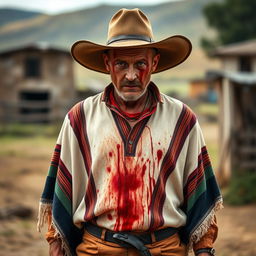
[71,35,192,74]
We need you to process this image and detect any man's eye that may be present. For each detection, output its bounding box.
[137,61,147,68]
[115,61,126,68]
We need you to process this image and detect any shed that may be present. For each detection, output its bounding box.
[208,39,256,183]
[189,78,217,103]
[0,42,76,123]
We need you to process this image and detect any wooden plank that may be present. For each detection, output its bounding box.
[239,147,256,154]
[239,162,256,169]
[13,113,51,123]
[18,101,53,108]
[238,133,256,140]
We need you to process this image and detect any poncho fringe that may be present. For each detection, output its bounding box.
[188,197,223,251]
[37,200,52,233]
[37,201,72,256]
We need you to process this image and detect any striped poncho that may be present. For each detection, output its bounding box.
[37,83,222,256]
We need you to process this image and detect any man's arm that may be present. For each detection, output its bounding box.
[49,240,64,256]
[46,212,64,256]
[193,216,218,256]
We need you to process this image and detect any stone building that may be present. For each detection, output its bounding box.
[0,42,76,123]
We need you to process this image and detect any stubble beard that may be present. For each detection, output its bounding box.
[114,86,148,102]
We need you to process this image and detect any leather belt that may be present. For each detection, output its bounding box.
[85,222,178,245]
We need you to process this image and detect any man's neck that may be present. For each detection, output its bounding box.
[113,90,149,114]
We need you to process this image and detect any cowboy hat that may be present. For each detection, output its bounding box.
[71,8,192,74]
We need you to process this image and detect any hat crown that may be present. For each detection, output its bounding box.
[107,8,154,44]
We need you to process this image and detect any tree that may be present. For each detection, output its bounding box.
[201,0,256,54]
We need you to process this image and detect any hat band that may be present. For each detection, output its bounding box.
[107,34,154,45]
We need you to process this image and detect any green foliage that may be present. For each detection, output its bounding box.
[201,0,256,53]
[225,171,256,205]
[200,37,219,56]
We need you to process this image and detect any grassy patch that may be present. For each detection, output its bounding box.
[157,80,189,97]
[206,141,218,170]
[194,103,219,116]
[0,135,55,147]
[225,171,256,205]
[0,135,56,160]
[0,228,16,237]
[19,220,33,229]
[0,123,62,138]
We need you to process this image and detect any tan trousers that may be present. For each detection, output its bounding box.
[76,231,187,256]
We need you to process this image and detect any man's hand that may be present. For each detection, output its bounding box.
[49,240,64,256]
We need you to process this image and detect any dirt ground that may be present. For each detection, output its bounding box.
[0,123,256,256]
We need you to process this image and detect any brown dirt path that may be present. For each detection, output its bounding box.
[214,205,256,256]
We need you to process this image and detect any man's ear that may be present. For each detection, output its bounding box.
[152,54,160,72]
[103,53,110,72]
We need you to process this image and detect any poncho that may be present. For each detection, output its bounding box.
[37,84,223,256]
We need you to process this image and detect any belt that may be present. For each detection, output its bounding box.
[85,222,178,245]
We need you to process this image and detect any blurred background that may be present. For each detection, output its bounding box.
[0,0,255,255]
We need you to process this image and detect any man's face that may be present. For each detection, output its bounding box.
[103,48,160,101]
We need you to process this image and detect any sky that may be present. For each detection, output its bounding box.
[0,0,182,14]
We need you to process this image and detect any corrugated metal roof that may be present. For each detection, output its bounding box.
[225,72,256,85]
[206,70,256,85]
[213,39,256,57]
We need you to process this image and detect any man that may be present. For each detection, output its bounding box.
[37,8,222,256]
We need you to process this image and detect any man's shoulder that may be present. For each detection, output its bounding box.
[160,93,182,106]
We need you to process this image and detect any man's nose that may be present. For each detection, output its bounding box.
[125,66,137,81]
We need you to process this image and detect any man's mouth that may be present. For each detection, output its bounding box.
[121,80,141,87]
[122,85,140,91]
[123,84,138,88]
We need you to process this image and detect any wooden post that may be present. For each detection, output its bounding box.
[217,77,234,185]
